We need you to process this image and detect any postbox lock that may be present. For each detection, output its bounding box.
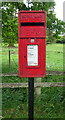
[30,39,34,43]
[24,56,26,58]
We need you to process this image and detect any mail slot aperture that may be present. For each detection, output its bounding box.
[20,22,45,26]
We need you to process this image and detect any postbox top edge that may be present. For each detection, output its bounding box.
[18,10,46,14]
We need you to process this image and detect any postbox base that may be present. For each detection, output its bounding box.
[18,72,46,78]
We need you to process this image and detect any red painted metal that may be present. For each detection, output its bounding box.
[18,11,46,77]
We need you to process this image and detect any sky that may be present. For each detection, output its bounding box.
[54,0,64,21]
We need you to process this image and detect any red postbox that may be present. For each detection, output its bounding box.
[18,11,46,77]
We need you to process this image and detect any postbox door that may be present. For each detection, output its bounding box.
[19,38,46,77]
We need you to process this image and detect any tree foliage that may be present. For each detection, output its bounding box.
[2,1,65,46]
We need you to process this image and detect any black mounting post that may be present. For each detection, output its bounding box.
[9,49,10,67]
[28,77,34,120]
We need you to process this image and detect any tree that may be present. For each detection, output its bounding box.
[2,2,27,46]
[2,1,65,45]
[53,19,65,38]
[2,18,18,46]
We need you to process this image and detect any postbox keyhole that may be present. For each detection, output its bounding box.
[24,56,26,58]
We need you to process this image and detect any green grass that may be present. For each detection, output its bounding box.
[2,75,64,83]
[2,84,65,119]
[2,76,28,83]
[1,44,64,73]
[2,88,28,118]
[2,48,18,73]
[34,87,65,119]
[46,51,63,71]
[46,43,63,52]
[46,43,63,71]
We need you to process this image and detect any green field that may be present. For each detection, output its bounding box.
[46,44,63,71]
[1,44,64,73]
[1,44,65,119]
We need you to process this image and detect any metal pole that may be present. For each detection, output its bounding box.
[9,49,10,67]
[28,77,34,120]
